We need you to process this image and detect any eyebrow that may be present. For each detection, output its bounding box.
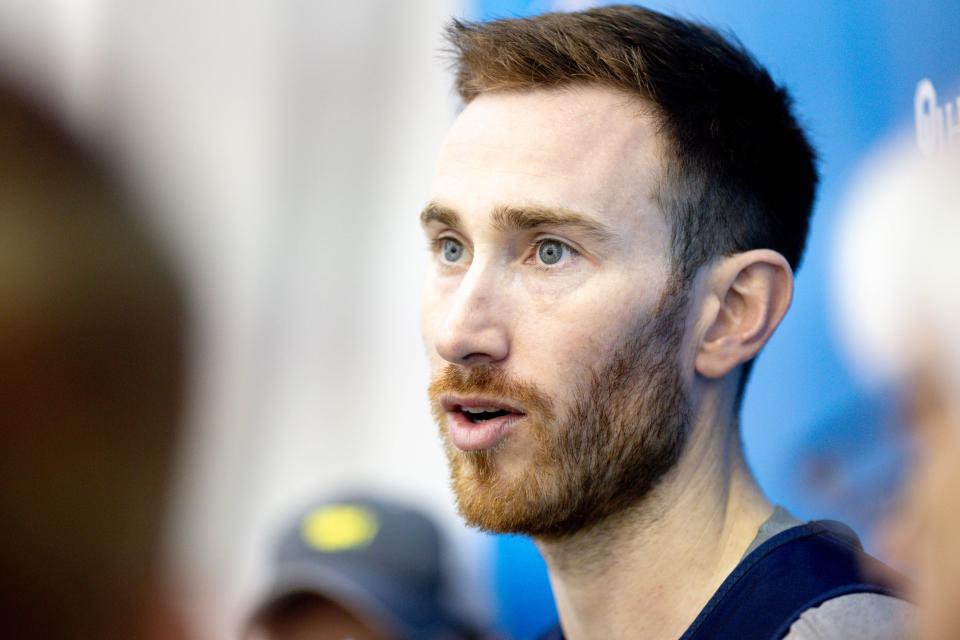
[419,201,462,229]
[419,201,615,242]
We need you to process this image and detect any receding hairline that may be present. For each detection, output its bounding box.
[429,80,670,230]
[457,80,659,115]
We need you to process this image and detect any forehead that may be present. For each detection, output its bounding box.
[431,85,666,237]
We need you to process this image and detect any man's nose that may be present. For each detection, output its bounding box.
[434,263,510,366]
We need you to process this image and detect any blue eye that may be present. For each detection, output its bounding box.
[441,237,465,263]
[537,240,567,265]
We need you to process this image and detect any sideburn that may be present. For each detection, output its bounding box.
[539,286,691,538]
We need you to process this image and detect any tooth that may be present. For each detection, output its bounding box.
[463,407,503,413]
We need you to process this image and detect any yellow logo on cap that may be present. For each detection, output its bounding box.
[302,505,380,552]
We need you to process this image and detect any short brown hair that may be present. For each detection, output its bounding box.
[445,4,818,287]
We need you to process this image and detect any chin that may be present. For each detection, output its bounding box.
[446,448,570,536]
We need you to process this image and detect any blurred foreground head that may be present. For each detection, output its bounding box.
[836,140,960,640]
[246,495,478,640]
[0,80,187,638]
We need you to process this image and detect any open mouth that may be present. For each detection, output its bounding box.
[440,396,527,450]
[459,406,514,423]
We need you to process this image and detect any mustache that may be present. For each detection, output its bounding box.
[428,364,555,419]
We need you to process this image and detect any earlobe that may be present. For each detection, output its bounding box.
[694,250,793,379]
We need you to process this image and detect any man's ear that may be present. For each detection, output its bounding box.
[694,250,793,379]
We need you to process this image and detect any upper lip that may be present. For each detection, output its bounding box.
[440,395,526,415]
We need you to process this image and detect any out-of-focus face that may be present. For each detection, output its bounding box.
[247,595,387,640]
[420,85,692,537]
[884,363,960,640]
[834,141,960,640]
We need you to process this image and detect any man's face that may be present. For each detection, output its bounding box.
[420,86,692,537]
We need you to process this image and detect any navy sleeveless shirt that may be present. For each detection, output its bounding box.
[538,521,902,640]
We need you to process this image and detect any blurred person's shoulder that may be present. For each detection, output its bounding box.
[785,592,915,639]
[749,507,917,640]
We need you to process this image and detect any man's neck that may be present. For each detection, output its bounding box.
[536,406,773,640]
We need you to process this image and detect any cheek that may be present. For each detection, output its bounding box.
[519,265,596,302]
[512,287,645,380]
[419,278,444,357]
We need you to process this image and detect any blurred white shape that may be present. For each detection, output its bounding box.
[51,0,105,130]
[834,134,960,391]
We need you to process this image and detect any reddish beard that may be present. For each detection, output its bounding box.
[428,287,691,539]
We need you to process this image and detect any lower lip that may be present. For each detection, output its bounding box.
[448,411,525,451]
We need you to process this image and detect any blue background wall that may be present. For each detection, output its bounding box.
[464,1,960,637]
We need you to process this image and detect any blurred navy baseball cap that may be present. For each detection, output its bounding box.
[249,494,472,639]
